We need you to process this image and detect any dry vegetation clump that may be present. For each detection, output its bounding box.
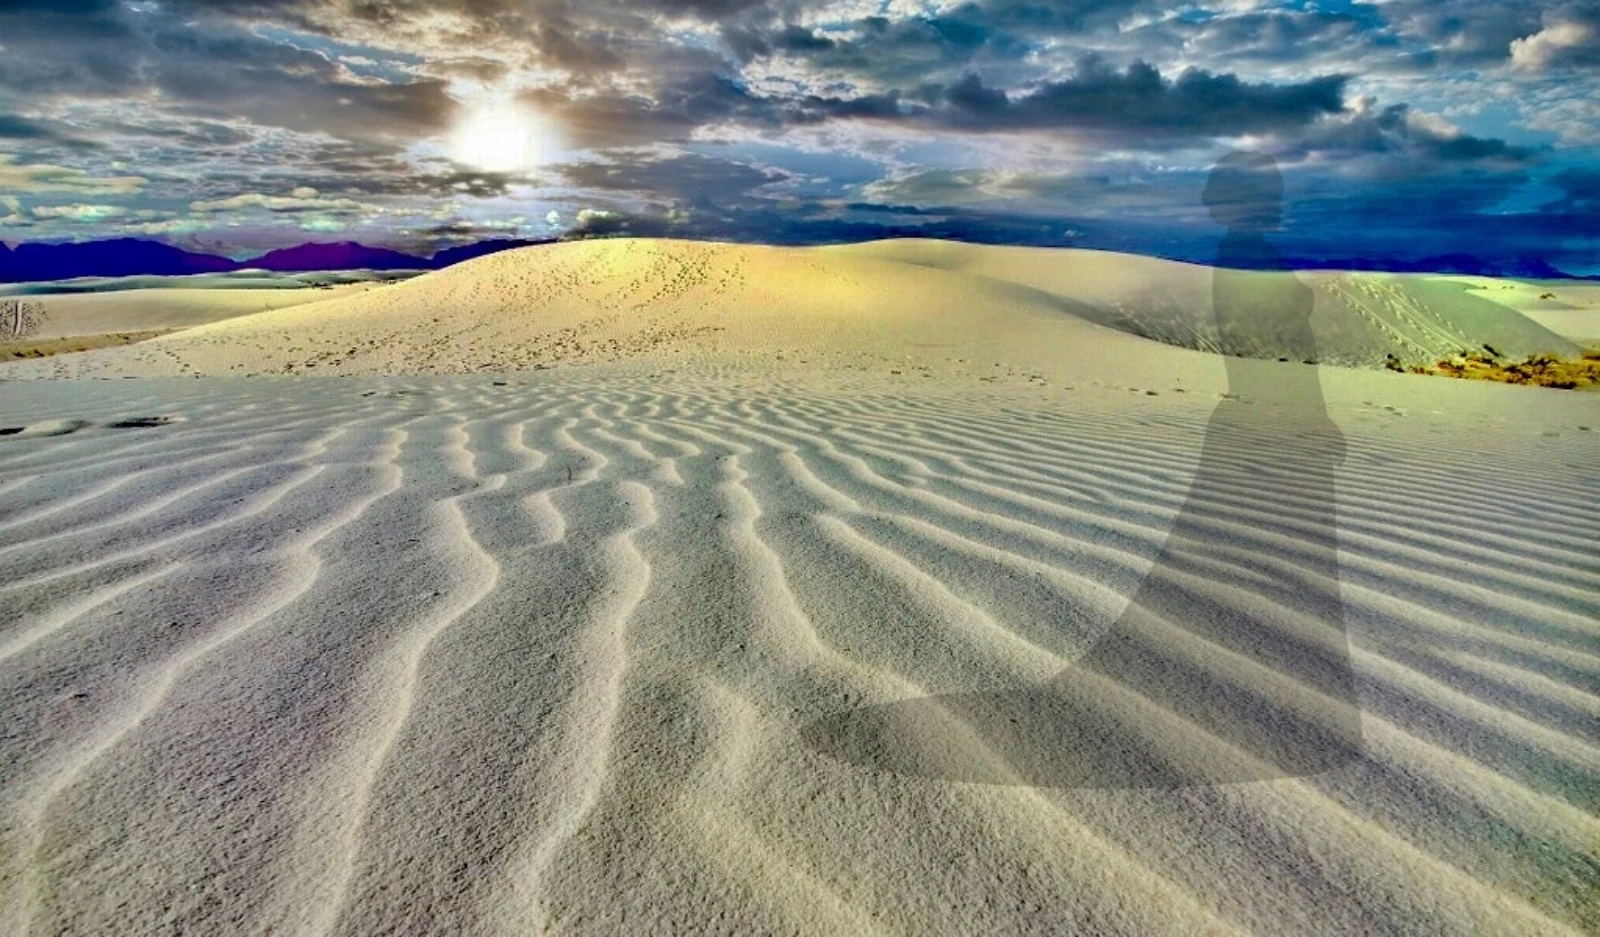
[1,330,170,360]
[1420,345,1600,389]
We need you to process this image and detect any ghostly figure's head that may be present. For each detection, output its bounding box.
[1203,151,1283,231]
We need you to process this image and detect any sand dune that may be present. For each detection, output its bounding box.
[0,270,415,298]
[0,238,1578,380]
[4,284,377,344]
[834,240,1583,365]
[0,239,1596,934]
[1445,276,1600,346]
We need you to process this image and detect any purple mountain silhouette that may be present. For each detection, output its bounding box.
[241,241,427,272]
[1267,253,1592,279]
[0,237,559,284]
[1,236,1587,285]
[427,238,553,268]
[0,238,237,282]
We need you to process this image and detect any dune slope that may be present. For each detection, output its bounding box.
[3,285,375,344]
[835,240,1581,365]
[0,238,1595,935]
[0,238,1577,380]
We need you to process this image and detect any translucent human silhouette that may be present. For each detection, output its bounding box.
[802,152,1365,787]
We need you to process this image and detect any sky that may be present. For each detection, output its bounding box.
[1,0,1597,271]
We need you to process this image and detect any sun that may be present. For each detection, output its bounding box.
[449,97,558,174]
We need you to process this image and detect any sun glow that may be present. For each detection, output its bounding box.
[448,97,560,173]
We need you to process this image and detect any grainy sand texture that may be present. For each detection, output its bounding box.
[0,240,1595,936]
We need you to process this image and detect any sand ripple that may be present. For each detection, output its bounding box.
[0,371,1594,935]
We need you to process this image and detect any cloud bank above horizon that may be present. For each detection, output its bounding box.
[0,0,1596,271]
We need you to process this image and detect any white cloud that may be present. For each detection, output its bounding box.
[1404,110,1461,139]
[1514,86,1600,144]
[190,192,374,214]
[1510,18,1597,72]
[120,217,211,235]
[545,209,562,225]
[0,156,146,196]
[31,204,129,221]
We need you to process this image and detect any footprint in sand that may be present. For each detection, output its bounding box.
[4,419,94,438]
[107,416,183,429]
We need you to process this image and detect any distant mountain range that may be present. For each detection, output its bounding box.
[0,237,554,284]
[1272,253,1597,280]
[0,236,1593,284]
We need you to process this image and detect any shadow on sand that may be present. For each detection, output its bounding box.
[802,152,1365,788]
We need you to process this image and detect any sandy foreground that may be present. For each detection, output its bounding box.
[0,240,1596,935]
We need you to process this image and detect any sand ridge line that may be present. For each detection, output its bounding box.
[0,375,1594,934]
[501,483,658,931]
[649,408,1261,936]
[1,440,406,936]
[304,433,504,936]
[0,422,352,591]
[659,386,1587,921]
[0,445,250,534]
[518,403,1238,935]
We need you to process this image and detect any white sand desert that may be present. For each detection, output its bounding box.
[4,283,378,344]
[0,239,1595,935]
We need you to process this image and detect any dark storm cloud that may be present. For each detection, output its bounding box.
[862,168,1197,218]
[0,1,1540,154]
[726,11,1009,78]
[532,56,1350,147]
[929,59,1349,136]
[639,0,775,17]
[147,23,456,139]
[1374,0,1547,67]
[0,0,1593,275]
[559,196,1089,246]
[374,167,520,200]
[724,0,1152,88]
[527,19,626,76]
[557,152,786,202]
[0,115,86,147]
[1279,102,1538,166]
[1172,8,1382,66]
[1292,169,1533,227]
[524,71,788,148]
[0,116,51,140]
[199,152,519,201]
[0,0,456,140]
[0,1,143,98]
[1540,167,1600,214]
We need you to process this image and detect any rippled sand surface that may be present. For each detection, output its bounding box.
[1,362,1594,935]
